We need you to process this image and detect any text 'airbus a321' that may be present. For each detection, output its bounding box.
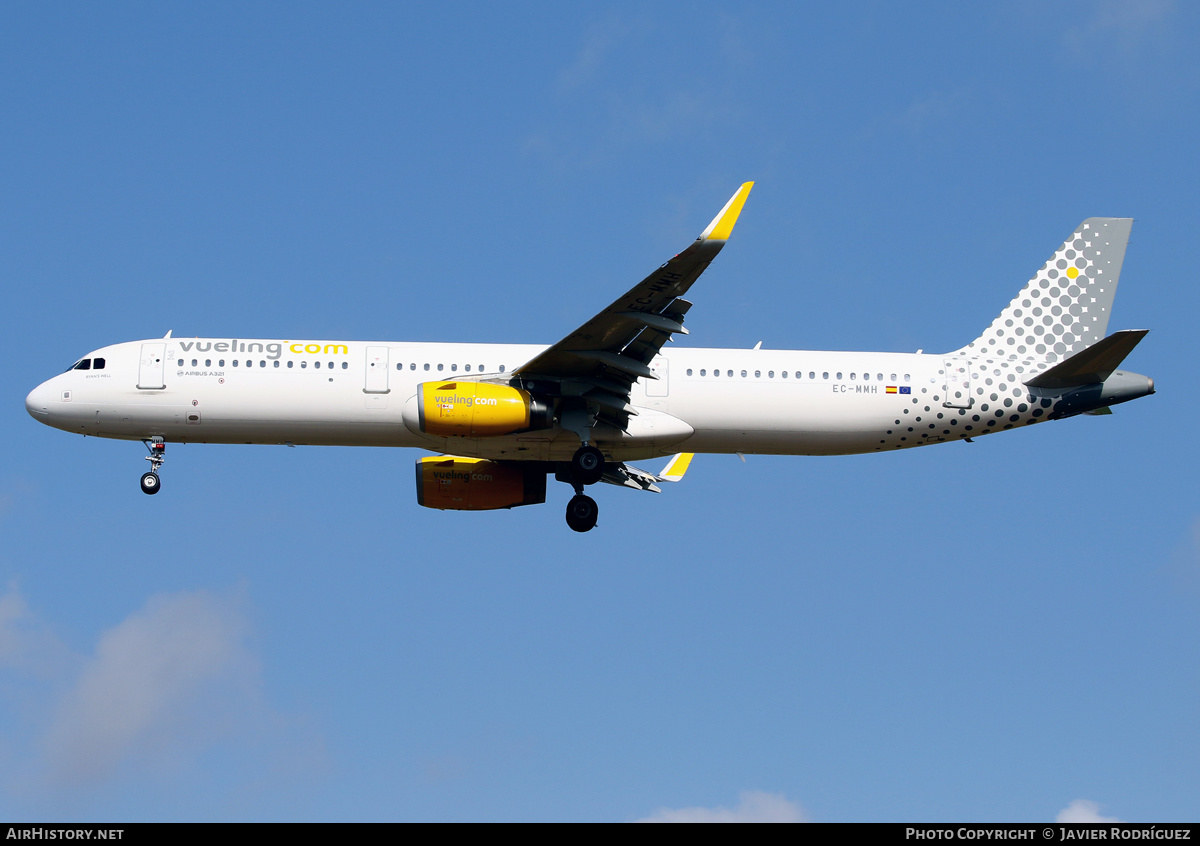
[26,183,1153,531]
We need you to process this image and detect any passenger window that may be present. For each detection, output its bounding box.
[315,361,321,369]
[478,364,484,372]
[726,370,732,377]
[396,363,402,370]
[233,360,239,367]
[437,364,444,371]
[890,373,897,381]
[273,361,280,368]
[850,372,856,380]
[451,364,457,372]
[837,372,843,379]
[877,373,883,381]
[741,370,747,378]
[904,374,911,382]
[260,360,266,367]
[700,369,706,376]
[177,359,184,367]
[341,362,348,369]
[823,372,829,379]
[410,363,416,370]
[686,368,693,376]
[781,370,787,378]
[424,363,430,371]
[714,369,719,377]
[808,372,814,379]
[465,364,471,372]
[219,360,225,367]
[205,359,211,367]
[287,361,293,368]
[499,365,506,373]
[301,361,307,368]
[769,371,774,378]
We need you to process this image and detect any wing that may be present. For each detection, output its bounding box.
[512,182,753,431]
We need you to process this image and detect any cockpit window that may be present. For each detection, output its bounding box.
[93,358,105,370]
[71,359,91,371]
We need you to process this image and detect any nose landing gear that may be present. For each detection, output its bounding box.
[140,438,165,495]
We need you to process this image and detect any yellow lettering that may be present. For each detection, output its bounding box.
[324,344,348,355]
[305,344,321,354]
[290,344,304,354]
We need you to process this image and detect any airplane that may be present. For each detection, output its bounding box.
[25,183,1154,532]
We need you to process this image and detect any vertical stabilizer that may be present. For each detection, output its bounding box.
[956,218,1133,363]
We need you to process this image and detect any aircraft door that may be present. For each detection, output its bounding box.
[645,356,669,397]
[364,346,389,393]
[137,343,166,390]
[942,359,972,409]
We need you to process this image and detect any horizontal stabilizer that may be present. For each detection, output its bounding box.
[1024,330,1148,389]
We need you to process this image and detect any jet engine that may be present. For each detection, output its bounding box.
[415,456,547,511]
[404,381,550,438]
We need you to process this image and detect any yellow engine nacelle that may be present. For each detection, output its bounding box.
[415,456,547,511]
[408,381,546,438]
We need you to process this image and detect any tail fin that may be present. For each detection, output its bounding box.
[956,218,1133,363]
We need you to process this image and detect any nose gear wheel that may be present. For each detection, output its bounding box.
[140,438,165,495]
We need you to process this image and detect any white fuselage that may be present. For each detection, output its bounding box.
[26,336,1062,461]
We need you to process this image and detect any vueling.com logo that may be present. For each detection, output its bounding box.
[434,394,498,409]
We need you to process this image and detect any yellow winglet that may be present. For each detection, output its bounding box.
[699,182,754,241]
[658,452,694,482]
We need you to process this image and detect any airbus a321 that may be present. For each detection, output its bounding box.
[25,183,1154,531]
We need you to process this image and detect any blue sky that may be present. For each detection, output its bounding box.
[1,1,1196,822]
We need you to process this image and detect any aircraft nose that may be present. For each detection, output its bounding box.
[25,381,53,419]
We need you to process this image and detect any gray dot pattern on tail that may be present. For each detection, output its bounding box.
[956,218,1130,364]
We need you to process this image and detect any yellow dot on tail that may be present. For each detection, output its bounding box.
[1066,267,1079,279]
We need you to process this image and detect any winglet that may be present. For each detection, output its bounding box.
[657,452,694,482]
[699,182,754,241]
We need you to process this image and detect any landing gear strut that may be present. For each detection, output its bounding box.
[561,444,605,532]
[140,438,165,495]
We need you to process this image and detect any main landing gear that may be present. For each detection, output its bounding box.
[566,493,598,533]
[562,444,605,533]
[140,438,165,495]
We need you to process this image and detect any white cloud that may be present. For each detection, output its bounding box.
[635,791,808,823]
[0,584,324,814]
[1063,0,1174,56]
[1056,799,1123,823]
[40,589,260,785]
[0,582,70,677]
